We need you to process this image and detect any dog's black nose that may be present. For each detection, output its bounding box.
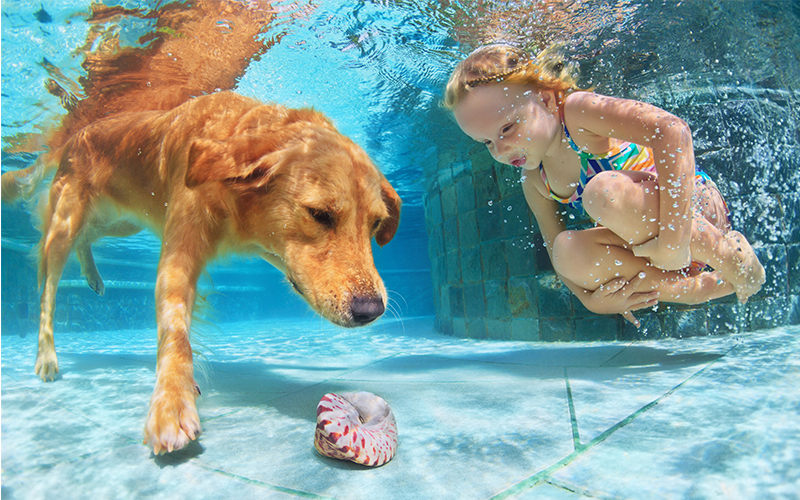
[350,296,385,325]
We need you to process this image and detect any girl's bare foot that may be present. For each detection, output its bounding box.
[657,269,734,304]
[719,230,766,303]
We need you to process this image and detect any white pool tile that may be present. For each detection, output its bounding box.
[2,319,798,500]
[549,328,800,500]
[2,443,310,500]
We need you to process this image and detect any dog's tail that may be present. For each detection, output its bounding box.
[1,151,57,204]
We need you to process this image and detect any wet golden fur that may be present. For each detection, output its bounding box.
[2,91,401,454]
[3,0,277,198]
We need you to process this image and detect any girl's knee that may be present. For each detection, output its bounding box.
[583,170,658,224]
[582,171,621,222]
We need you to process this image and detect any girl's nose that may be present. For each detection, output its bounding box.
[494,140,511,158]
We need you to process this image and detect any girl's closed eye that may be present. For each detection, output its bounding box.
[485,123,514,146]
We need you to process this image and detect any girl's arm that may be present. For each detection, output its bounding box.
[521,172,657,325]
[563,92,695,271]
[520,171,566,263]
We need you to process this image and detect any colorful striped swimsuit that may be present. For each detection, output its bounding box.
[539,124,656,214]
[539,123,720,217]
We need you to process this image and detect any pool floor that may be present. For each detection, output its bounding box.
[2,317,798,499]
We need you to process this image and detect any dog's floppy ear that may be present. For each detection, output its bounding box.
[185,137,278,188]
[186,139,230,187]
[376,178,402,247]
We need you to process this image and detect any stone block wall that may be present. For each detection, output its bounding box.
[423,86,800,341]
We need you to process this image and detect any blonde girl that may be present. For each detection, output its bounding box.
[444,44,765,326]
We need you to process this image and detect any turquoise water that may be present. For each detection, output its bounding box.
[2,1,799,498]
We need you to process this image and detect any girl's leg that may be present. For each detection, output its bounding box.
[687,182,765,302]
[552,226,733,305]
[688,223,765,303]
[581,170,764,302]
[581,170,661,247]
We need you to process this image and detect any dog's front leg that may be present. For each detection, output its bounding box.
[144,246,205,455]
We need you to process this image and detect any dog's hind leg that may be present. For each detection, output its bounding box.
[36,179,90,381]
[75,220,142,296]
[75,240,104,296]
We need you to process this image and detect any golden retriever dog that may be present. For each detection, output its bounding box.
[1,91,401,454]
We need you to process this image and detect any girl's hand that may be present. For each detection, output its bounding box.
[632,236,692,271]
[586,274,659,327]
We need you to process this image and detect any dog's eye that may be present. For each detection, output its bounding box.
[372,219,382,232]
[308,207,335,228]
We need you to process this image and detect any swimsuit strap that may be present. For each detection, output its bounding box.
[557,104,586,156]
[537,104,587,208]
[538,162,583,206]
[562,124,591,158]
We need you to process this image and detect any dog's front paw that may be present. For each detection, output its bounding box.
[35,348,59,381]
[144,384,201,454]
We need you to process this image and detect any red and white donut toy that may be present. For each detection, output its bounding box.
[314,391,397,467]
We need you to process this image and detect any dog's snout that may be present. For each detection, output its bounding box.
[350,296,384,325]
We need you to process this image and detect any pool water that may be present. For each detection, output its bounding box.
[2,0,799,498]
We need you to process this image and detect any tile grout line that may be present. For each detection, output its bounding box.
[563,367,582,452]
[190,352,411,497]
[191,461,338,499]
[599,341,637,368]
[489,343,740,500]
[543,477,619,500]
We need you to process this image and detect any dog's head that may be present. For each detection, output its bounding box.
[185,105,401,327]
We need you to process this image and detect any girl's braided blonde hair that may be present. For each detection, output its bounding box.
[443,44,583,110]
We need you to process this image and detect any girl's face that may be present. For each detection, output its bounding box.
[453,83,561,170]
